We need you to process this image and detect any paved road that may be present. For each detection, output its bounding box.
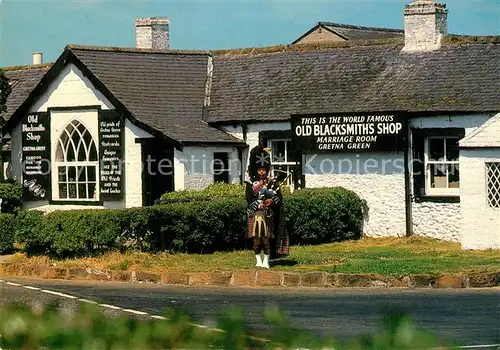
[1,278,499,347]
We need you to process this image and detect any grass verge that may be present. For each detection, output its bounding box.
[3,237,500,276]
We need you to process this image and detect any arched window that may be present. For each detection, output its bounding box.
[55,120,98,200]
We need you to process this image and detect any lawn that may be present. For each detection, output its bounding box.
[4,236,500,276]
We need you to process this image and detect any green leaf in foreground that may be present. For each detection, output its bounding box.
[0,302,459,349]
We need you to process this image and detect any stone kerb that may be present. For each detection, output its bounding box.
[1,262,499,289]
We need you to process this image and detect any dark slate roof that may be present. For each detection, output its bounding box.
[0,65,51,123]
[208,38,500,123]
[68,46,244,144]
[291,22,403,44]
[319,22,404,40]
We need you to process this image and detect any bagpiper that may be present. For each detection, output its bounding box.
[245,145,289,269]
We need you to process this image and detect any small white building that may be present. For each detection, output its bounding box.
[1,0,499,249]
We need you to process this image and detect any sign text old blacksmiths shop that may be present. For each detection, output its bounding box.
[291,112,406,152]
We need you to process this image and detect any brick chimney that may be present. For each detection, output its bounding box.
[402,0,448,52]
[135,17,170,49]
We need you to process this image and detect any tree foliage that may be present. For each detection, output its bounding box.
[0,68,11,114]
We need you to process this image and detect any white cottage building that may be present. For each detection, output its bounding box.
[1,0,499,249]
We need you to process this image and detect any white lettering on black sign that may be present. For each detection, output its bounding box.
[291,113,406,152]
[21,113,50,200]
[98,112,124,200]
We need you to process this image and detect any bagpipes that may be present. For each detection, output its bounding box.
[246,170,292,213]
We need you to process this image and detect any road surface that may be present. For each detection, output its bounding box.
[1,278,499,347]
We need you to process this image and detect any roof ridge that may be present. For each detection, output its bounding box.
[211,38,404,57]
[1,63,52,72]
[66,44,210,56]
[318,21,404,33]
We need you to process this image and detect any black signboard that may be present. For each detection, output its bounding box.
[98,110,124,200]
[291,112,407,152]
[21,112,51,201]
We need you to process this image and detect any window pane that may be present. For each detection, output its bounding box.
[430,164,447,188]
[78,184,87,198]
[88,183,97,199]
[271,141,286,163]
[58,166,67,182]
[429,139,444,161]
[77,166,87,182]
[448,164,459,188]
[77,143,87,161]
[68,184,77,198]
[59,184,68,199]
[87,166,96,182]
[446,138,459,161]
[68,166,76,182]
[66,142,76,161]
[89,141,98,162]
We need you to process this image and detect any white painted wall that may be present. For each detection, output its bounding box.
[174,145,241,190]
[29,63,114,113]
[409,113,493,241]
[304,152,406,237]
[124,119,153,208]
[460,149,500,250]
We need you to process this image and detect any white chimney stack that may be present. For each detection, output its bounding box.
[402,0,448,52]
[33,52,43,65]
[135,17,170,49]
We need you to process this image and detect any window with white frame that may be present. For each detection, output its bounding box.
[267,139,296,187]
[486,162,500,208]
[55,120,99,201]
[424,136,460,195]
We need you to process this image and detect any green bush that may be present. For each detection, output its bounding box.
[15,187,368,258]
[159,182,291,203]
[0,180,23,214]
[285,187,368,245]
[0,213,15,253]
[0,303,454,349]
[159,182,245,202]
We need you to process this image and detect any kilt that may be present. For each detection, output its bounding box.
[246,208,289,257]
[247,211,274,239]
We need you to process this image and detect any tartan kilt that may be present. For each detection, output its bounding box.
[247,211,274,239]
[246,209,290,257]
[275,208,289,257]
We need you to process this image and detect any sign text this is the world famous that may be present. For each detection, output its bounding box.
[293,114,404,152]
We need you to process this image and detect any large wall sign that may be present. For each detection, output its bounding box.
[21,112,51,201]
[98,110,124,200]
[291,112,407,152]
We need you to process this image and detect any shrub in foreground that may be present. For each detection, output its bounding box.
[0,180,23,214]
[0,303,455,349]
[0,213,15,253]
[14,187,368,258]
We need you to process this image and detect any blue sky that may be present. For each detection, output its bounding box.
[0,0,499,67]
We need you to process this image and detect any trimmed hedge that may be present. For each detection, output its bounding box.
[0,213,15,253]
[158,182,291,203]
[13,187,368,258]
